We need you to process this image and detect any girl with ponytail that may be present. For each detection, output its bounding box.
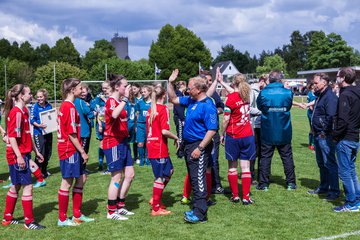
[221,73,256,205]
[2,84,46,229]
[146,86,179,216]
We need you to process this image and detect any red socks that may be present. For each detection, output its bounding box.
[183,173,192,198]
[72,187,83,218]
[152,182,165,211]
[107,200,117,215]
[228,169,239,198]
[3,190,18,221]
[58,189,69,221]
[206,172,212,199]
[22,195,34,224]
[32,168,44,182]
[241,172,252,201]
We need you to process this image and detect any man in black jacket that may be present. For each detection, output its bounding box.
[333,67,360,212]
[308,73,340,201]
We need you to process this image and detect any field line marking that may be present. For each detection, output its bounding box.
[308,230,360,240]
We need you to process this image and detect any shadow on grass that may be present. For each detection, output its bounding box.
[81,198,105,215]
[33,201,58,222]
[162,191,177,208]
[125,193,142,211]
[299,177,320,189]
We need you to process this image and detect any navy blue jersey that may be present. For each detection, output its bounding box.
[30,102,53,135]
[179,96,218,142]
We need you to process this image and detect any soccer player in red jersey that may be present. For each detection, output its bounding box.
[221,73,256,205]
[57,78,94,227]
[2,84,46,230]
[103,74,134,220]
[146,86,179,216]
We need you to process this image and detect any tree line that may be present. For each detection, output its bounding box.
[0,24,359,99]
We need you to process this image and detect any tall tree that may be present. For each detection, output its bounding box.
[89,57,153,81]
[212,44,257,73]
[33,61,88,99]
[50,37,80,66]
[149,24,211,81]
[256,54,287,76]
[82,39,116,70]
[33,43,51,67]
[0,39,11,58]
[283,31,307,77]
[18,41,36,66]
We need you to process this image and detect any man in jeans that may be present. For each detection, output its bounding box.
[333,67,360,211]
[308,73,340,201]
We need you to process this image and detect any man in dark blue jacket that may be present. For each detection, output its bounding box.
[308,73,339,201]
[256,70,296,191]
[332,67,360,211]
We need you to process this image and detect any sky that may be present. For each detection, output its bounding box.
[0,0,359,61]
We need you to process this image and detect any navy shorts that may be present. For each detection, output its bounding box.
[150,157,174,178]
[9,153,32,185]
[104,142,134,172]
[136,123,146,143]
[60,152,84,178]
[225,135,256,161]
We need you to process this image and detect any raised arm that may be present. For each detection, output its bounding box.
[167,69,180,105]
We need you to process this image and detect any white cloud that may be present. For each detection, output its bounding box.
[0,11,92,56]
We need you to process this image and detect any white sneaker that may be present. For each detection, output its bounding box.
[135,159,140,164]
[107,212,128,220]
[117,208,135,216]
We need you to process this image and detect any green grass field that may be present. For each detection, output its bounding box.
[0,107,359,240]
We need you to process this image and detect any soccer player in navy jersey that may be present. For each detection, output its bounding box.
[168,69,218,224]
[146,85,179,216]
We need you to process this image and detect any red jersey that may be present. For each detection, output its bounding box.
[6,106,32,165]
[224,92,253,138]
[57,100,81,160]
[103,97,129,149]
[146,104,170,159]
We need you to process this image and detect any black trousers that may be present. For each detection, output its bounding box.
[174,115,185,158]
[184,140,212,220]
[250,128,261,181]
[211,131,222,189]
[34,133,53,176]
[81,136,91,169]
[258,143,296,187]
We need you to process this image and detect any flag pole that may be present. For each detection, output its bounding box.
[154,63,157,80]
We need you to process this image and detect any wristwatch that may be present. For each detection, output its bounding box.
[197,145,205,151]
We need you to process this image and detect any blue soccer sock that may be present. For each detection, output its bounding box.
[139,147,145,166]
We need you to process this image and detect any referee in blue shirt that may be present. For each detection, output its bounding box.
[168,69,218,223]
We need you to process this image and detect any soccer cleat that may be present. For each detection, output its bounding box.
[117,208,135,216]
[183,210,194,217]
[287,183,297,191]
[107,212,128,220]
[72,215,95,223]
[256,185,269,192]
[242,198,255,205]
[307,188,327,195]
[57,219,79,227]
[184,213,207,224]
[230,196,240,203]
[24,221,46,230]
[33,180,46,188]
[135,159,140,164]
[149,198,166,209]
[101,170,110,175]
[180,196,190,205]
[151,209,172,216]
[308,145,315,151]
[2,219,19,226]
[333,204,359,212]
